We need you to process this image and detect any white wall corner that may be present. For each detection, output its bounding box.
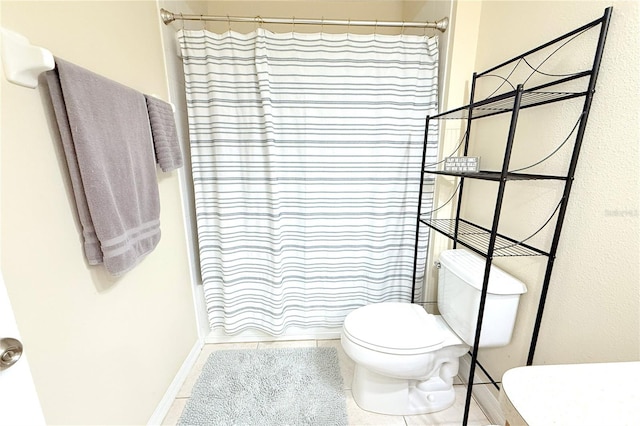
[147,338,204,426]
[458,354,505,426]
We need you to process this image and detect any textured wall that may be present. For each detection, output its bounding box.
[0,1,197,424]
[204,1,405,34]
[444,0,640,384]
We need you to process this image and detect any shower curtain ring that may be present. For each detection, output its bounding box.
[179,13,184,31]
[227,14,231,32]
[199,14,205,31]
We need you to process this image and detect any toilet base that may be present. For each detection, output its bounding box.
[351,365,456,416]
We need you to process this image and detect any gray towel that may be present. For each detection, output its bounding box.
[144,94,183,172]
[46,58,161,276]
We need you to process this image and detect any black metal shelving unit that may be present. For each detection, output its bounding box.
[411,8,612,425]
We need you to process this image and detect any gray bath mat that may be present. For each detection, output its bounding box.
[178,346,348,426]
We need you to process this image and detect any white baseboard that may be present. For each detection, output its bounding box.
[147,338,204,425]
[458,354,505,426]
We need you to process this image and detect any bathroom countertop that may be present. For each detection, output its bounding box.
[501,361,640,426]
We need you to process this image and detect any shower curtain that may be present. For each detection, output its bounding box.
[179,28,439,335]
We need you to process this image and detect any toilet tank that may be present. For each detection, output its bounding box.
[438,249,527,348]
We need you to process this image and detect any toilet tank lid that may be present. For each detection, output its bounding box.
[439,249,527,295]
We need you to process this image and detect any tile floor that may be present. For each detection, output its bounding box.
[161,339,492,426]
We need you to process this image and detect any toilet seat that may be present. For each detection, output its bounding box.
[343,302,445,355]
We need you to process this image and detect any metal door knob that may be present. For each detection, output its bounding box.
[0,337,23,370]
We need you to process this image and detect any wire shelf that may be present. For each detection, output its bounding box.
[431,89,588,120]
[427,170,568,181]
[420,218,550,257]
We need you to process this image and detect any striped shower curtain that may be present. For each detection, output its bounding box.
[179,28,439,335]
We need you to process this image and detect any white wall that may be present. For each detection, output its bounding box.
[412,0,484,307]
[0,1,198,424]
[204,0,405,34]
[159,0,212,343]
[438,0,639,389]
[403,0,454,109]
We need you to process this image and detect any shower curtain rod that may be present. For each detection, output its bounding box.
[159,8,448,33]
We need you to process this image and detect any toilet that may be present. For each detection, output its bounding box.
[341,249,527,416]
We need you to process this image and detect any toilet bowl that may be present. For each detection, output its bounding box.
[341,249,527,416]
[341,303,469,415]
